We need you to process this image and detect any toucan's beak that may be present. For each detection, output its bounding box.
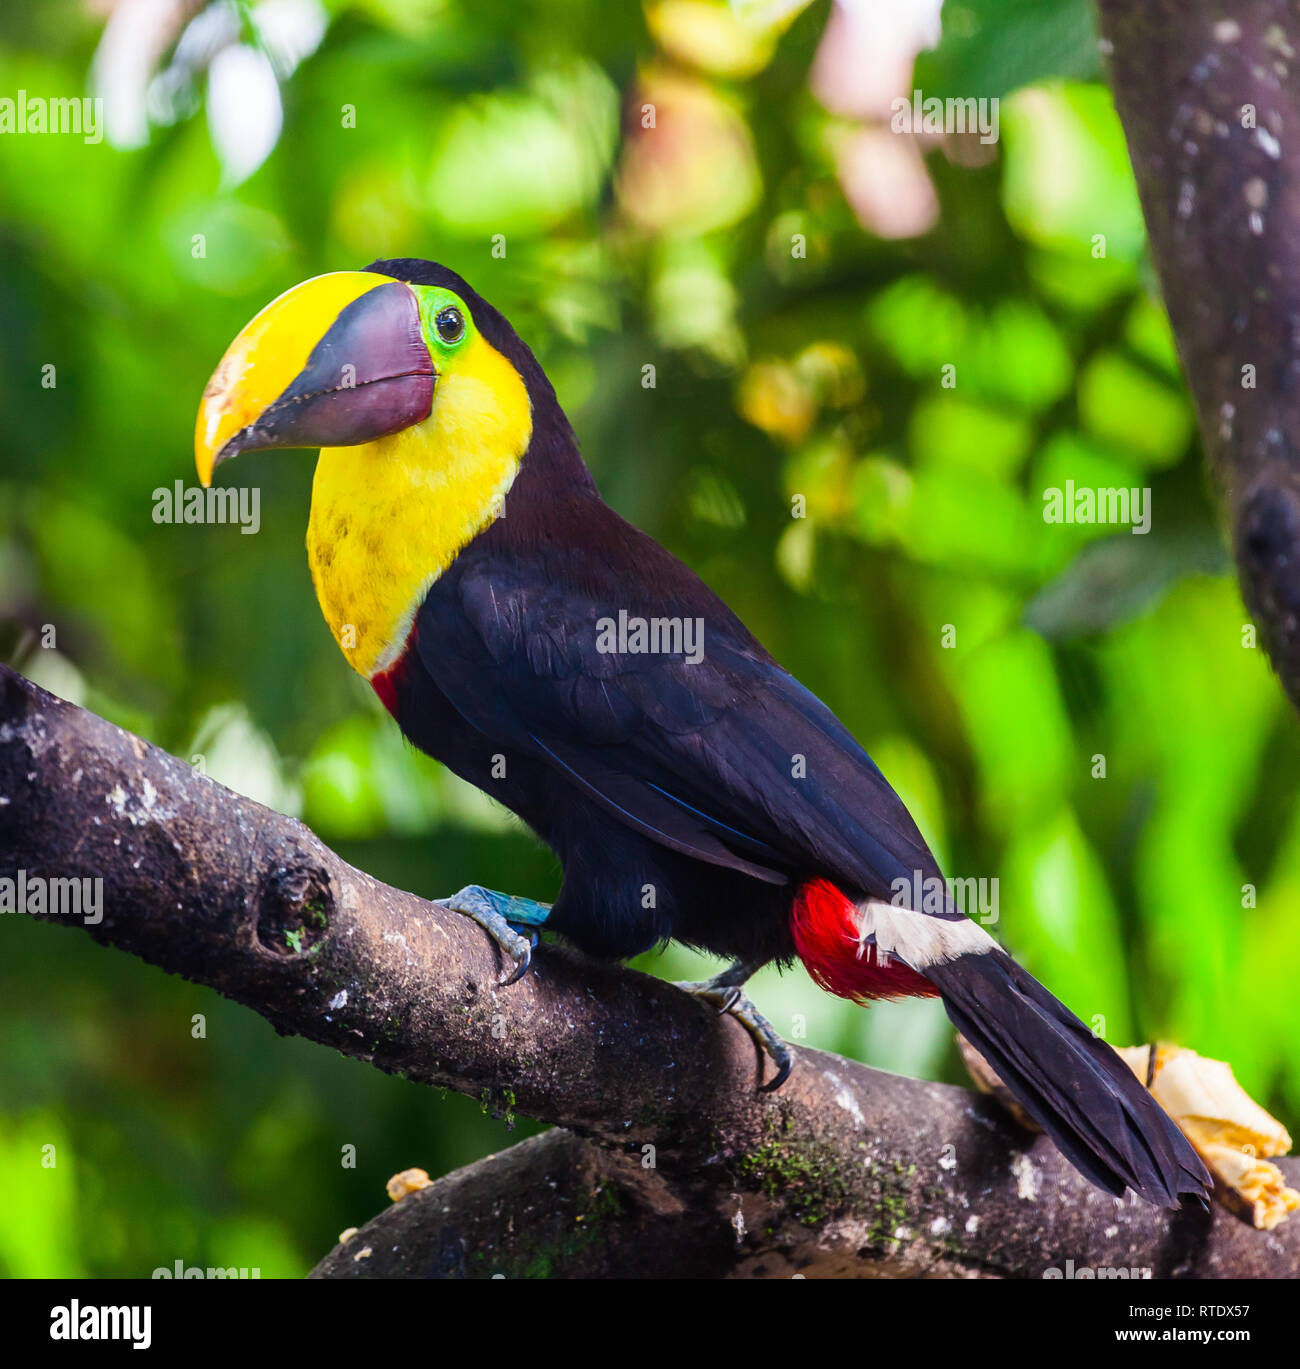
[195,271,434,487]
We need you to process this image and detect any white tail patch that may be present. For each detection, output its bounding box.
[853,898,997,970]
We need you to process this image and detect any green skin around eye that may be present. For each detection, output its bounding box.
[412,285,471,361]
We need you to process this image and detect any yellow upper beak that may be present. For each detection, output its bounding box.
[195,270,431,487]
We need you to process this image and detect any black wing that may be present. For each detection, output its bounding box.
[415,514,943,901]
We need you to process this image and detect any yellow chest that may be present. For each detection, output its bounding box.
[305,358,531,678]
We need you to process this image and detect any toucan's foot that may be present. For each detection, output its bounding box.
[675,960,793,1092]
[437,885,550,986]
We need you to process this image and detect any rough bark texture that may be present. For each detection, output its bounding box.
[2,664,1296,1277]
[1098,0,1300,708]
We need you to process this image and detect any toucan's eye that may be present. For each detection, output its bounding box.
[435,306,465,344]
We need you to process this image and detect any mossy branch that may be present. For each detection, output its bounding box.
[2,664,1296,1278]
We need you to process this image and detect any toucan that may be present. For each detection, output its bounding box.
[195,259,1210,1209]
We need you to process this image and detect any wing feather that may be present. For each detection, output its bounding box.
[416,522,944,903]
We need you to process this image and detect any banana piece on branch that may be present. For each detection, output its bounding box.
[385,1167,432,1202]
[1117,1044,1298,1230]
[959,1036,1299,1229]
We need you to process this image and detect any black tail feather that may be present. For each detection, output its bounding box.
[925,948,1211,1208]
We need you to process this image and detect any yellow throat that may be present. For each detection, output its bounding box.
[306,332,533,678]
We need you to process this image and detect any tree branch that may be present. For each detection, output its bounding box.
[1097,0,1300,709]
[2,663,1295,1277]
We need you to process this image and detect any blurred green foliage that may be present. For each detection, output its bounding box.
[1,0,1298,1277]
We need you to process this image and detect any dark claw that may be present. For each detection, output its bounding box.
[499,925,539,986]
[674,962,794,1092]
[760,1055,793,1092]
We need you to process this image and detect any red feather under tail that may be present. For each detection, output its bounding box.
[791,877,938,1002]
